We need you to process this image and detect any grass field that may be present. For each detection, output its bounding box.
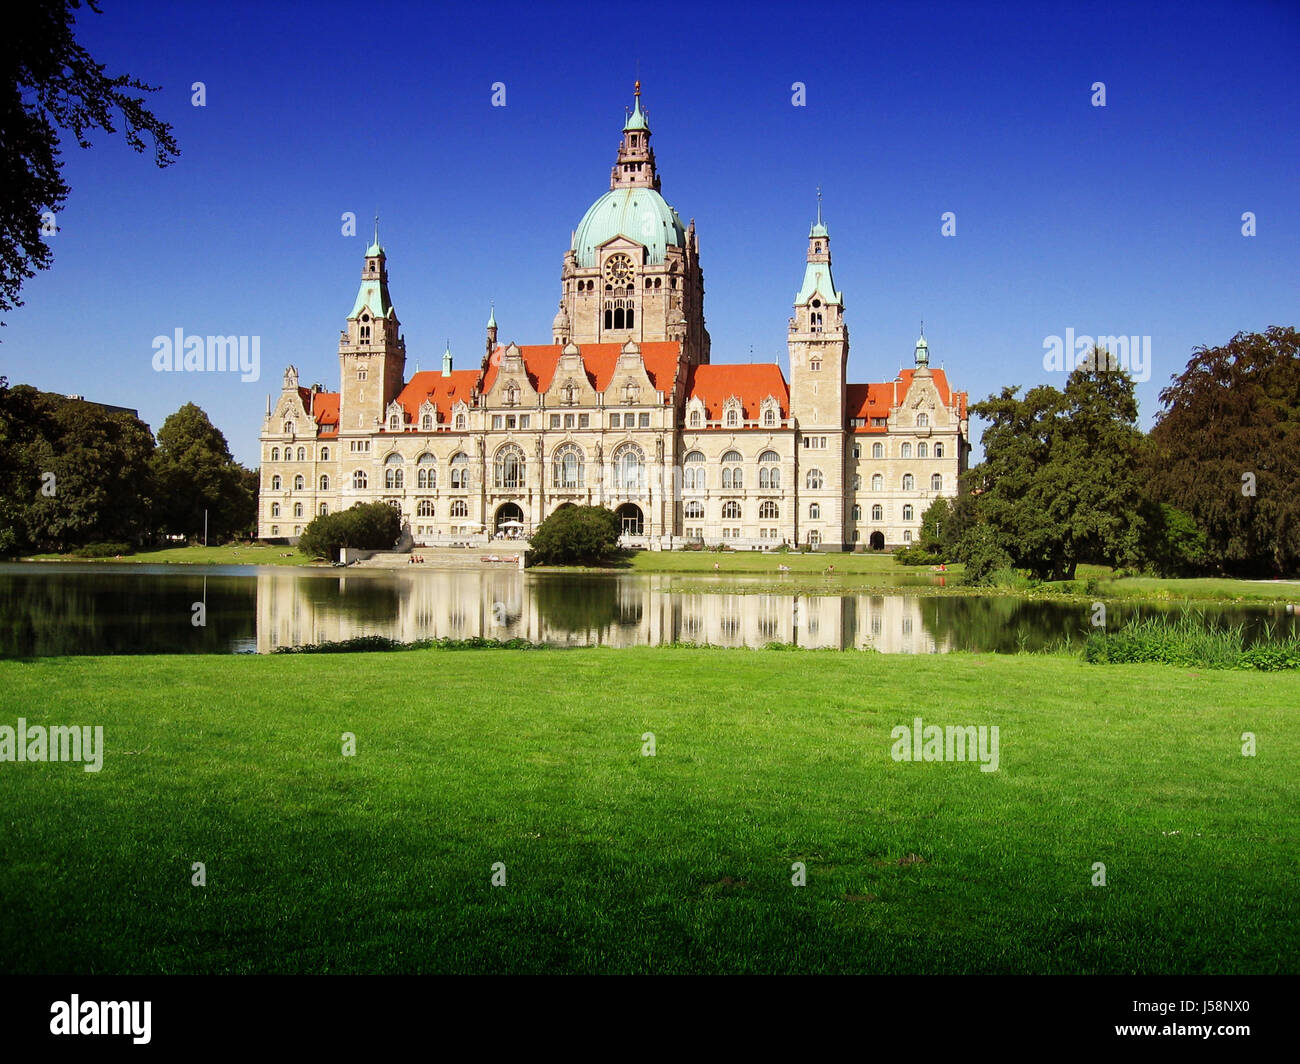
[22,543,325,566]
[0,648,1294,974]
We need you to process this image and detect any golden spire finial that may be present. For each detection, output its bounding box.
[634,79,641,97]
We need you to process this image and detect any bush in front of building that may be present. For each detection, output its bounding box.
[528,505,621,565]
[297,502,402,560]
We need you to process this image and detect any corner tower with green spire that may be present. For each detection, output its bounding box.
[558,82,709,364]
[338,225,406,434]
[788,190,849,548]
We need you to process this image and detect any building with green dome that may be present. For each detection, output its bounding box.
[257,85,969,552]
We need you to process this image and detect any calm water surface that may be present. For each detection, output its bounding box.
[1,562,1296,657]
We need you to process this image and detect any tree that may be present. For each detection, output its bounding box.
[1138,501,1208,577]
[0,384,155,552]
[1147,327,1300,576]
[918,492,977,559]
[528,505,620,565]
[967,350,1146,580]
[151,403,253,541]
[2,2,180,325]
[298,502,402,560]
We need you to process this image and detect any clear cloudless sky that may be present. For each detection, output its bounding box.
[3,0,1297,466]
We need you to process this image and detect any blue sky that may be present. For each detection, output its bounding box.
[4,0,1297,466]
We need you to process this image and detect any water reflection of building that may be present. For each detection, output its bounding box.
[255,570,951,653]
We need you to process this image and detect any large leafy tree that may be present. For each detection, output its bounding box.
[2,0,179,324]
[528,505,621,565]
[1147,327,1300,576]
[151,403,254,541]
[968,353,1146,580]
[1,384,155,551]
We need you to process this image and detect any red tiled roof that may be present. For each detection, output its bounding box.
[392,370,480,426]
[684,363,789,420]
[846,369,967,431]
[297,389,340,437]
[480,342,682,398]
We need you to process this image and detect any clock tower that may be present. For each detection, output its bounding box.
[557,84,710,363]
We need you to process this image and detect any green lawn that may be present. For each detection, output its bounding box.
[0,649,1294,974]
[22,543,325,567]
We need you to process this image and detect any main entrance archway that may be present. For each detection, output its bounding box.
[615,503,644,536]
[495,502,525,537]
[869,531,885,551]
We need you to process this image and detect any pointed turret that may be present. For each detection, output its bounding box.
[442,341,453,377]
[610,81,660,192]
[914,324,931,375]
[795,191,841,308]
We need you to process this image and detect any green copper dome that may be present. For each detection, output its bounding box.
[572,188,686,268]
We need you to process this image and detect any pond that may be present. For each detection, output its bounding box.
[2,562,1297,657]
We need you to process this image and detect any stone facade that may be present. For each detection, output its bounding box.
[257,86,969,550]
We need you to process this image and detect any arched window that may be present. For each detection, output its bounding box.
[417,455,436,489]
[552,444,584,489]
[871,473,883,491]
[293,502,303,518]
[688,408,702,428]
[612,444,644,492]
[683,450,706,491]
[872,442,883,459]
[421,413,433,431]
[805,468,823,489]
[353,470,367,489]
[319,475,329,491]
[417,499,435,517]
[320,447,329,461]
[918,442,927,457]
[758,450,780,489]
[293,474,304,491]
[283,421,294,435]
[809,503,820,519]
[685,501,704,519]
[917,413,929,427]
[934,443,944,458]
[901,442,913,458]
[931,474,943,491]
[384,454,404,489]
[722,500,741,520]
[450,452,470,489]
[494,444,525,489]
[318,503,328,516]
[725,406,740,427]
[388,414,401,432]
[902,474,915,491]
[297,447,306,461]
[455,412,467,430]
[759,500,779,520]
[872,504,883,521]
[451,499,468,518]
[270,503,280,517]
[763,407,777,427]
[852,504,861,521]
[271,475,282,490]
[270,447,280,461]
[721,450,743,490]
[271,525,278,535]
[903,504,914,521]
